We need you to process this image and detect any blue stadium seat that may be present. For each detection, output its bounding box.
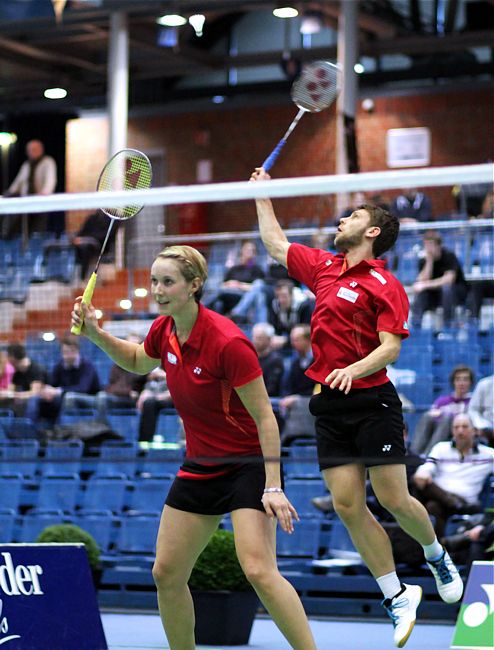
[0,508,17,543]
[284,479,327,517]
[4,417,38,440]
[36,475,81,513]
[18,509,66,542]
[140,446,184,477]
[115,511,161,555]
[155,410,182,444]
[0,439,39,478]
[58,408,97,426]
[40,439,84,477]
[285,443,319,478]
[106,409,140,442]
[95,441,138,478]
[0,474,23,511]
[72,510,116,553]
[82,475,129,513]
[276,518,321,558]
[129,476,174,512]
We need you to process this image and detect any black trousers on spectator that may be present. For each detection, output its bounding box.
[138,396,174,442]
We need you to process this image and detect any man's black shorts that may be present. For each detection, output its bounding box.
[309,381,406,469]
[166,459,279,515]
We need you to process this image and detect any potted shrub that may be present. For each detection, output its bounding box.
[189,529,259,645]
[36,523,101,585]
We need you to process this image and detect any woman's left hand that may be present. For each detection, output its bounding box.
[262,492,299,534]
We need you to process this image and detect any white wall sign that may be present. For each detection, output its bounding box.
[386,127,431,168]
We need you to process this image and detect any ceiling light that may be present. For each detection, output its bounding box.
[300,11,323,34]
[273,7,298,19]
[0,132,17,146]
[189,14,205,37]
[134,288,148,298]
[354,63,365,74]
[44,87,67,99]
[42,332,56,342]
[212,95,225,104]
[156,14,187,27]
[119,299,132,310]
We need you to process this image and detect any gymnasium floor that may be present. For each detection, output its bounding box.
[102,611,456,650]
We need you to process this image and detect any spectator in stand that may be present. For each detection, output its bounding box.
[391,189,432,223]
[91,333,147,421]
[71,211,117,281]
[26,335,100,429]
[0,349,14,392]
[207,240,266,323]
[413,413,494,538]
[411,231,468,328]
[1,343,48,416]
[3,139,57,237]
[279,325,316,445]
[251,323,285,397]
[137,367,174,442]
[410,365,475,456]
[468,374,494,446]
[442,512,494,574]
[267,280,314,350]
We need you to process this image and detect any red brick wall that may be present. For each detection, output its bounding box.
[66,87,493,233]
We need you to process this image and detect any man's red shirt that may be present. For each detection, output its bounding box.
[287,243,410,389]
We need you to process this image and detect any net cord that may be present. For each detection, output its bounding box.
[0,163,492,215]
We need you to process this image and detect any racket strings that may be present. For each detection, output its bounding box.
[292,62,340,113]
[98,151,152,220]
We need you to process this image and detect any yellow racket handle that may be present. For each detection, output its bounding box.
[70,271,98,336]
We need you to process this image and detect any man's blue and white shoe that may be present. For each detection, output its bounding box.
[427,548,464,603]
[382,583,423,648]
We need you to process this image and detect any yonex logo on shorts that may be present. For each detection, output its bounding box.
[382,444,392,452]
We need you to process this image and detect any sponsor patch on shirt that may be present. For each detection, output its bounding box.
[337,286,359,303]
[167,352,178,364]
[369,269,387,285]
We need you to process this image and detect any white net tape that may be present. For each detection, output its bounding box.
[1,163,492,214]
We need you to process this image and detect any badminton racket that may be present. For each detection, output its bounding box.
[262,60,341,172]
[71,148,153,335]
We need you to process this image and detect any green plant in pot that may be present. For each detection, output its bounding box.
[36,523,101,584]
[188,529,258,645]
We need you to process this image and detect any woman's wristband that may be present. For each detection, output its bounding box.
[263,487,284,494]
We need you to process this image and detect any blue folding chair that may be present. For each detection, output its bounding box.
[95,441,138,478]
[4,417,38,440]
[19,509,66,542]
[0,508,17,542]
[0,439,39,478]
[140,446,184,477]
[72,510,116,553]
[285,443,319,478]
[82,475,129,514]
[156,410,182,444]
[129,476,174,512]
[276,518,321,558]
[284,479,327,517]
[106,409,140,442]
[115,511,161,555]
[0,474,23,511]
[36,474,81,513]
[40,439,84,477]
[327,518,362,561]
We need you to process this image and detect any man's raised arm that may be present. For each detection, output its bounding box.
[250,167,290,268]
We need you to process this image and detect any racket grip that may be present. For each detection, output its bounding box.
[262,139,287,172]
[70,272,98,336]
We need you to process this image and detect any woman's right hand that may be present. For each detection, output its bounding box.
[71,297,100,338]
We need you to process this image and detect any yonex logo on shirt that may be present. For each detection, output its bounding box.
[193,367,202,375]
[382,444,392,452]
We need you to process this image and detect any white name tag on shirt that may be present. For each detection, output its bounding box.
[167,352,178,364]
[337,286,359,303]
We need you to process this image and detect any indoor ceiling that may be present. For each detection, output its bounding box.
[0,0,493,115]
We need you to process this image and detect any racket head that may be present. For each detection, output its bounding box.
[97,148,152,220]
[291,60,341,113]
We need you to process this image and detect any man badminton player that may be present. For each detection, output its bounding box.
[250,168,463,648]
[71,245,316,650]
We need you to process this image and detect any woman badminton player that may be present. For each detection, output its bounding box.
[71,245,316,650]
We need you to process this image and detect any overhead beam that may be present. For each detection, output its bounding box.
[320,1,398,38]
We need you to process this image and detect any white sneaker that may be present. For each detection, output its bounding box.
[427,549,464,604]
[382,583,423,648]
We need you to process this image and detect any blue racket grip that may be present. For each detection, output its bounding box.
[262,139,287,172]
